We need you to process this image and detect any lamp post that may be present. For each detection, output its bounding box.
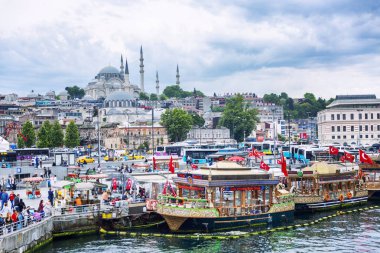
[271,108,277,160]
[96,107,101,165]
[357,109,363,146]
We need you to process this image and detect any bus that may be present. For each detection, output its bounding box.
[0,151,17,167]
[155,145,186,156]
[183,148,219,164]
[14,148,50,160]
[244,142,264,152]
[281,146,291,159]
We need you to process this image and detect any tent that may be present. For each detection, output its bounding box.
[0,137,10,152]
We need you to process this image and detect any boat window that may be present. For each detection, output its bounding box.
[282,146,289,151]
[306,151,313,160]
[263,144,270,150]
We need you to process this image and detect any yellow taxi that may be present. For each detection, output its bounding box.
[127,154,145,160]
[76,156,95,164]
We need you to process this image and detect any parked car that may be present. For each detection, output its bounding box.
[76,156,95,164]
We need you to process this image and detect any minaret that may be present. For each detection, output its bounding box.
[176,64,180,85]
[124,56,130,83]
[120,54,124,76]
[155,71,160,97]
[139,46,145,92]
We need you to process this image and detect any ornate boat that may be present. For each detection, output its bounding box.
[360,155,380,200]
[156,161,294,233]
[287,162,368,212]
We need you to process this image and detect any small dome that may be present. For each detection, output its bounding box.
[98,66,120,75]
[105,91,135,102]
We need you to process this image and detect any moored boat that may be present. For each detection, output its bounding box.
[360,155,380,200]
[287,162,368,212]
[157,161,294,233]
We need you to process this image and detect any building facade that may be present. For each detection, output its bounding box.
[317,94,380,146]
[186,127,233,144]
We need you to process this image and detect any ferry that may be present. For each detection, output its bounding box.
[157,161,294,233]
[287,162,368,212]
[360,155,380,200]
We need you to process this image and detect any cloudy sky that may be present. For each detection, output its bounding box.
[0,0,380,98]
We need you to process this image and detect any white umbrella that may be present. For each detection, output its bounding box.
[75,182,95,190]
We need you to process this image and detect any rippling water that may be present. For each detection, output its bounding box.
[40,204,380,253]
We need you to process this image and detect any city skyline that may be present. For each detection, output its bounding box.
[1,0,380,98]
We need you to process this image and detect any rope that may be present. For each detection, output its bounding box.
[100,205,379,240]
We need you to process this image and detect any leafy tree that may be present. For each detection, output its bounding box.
[37,121,52,148]
[162,85,205,98]
[65,86,85,99]
[51,120,64,147]
[159,94,168,101]
[219,94,259,142]
[139,92,149,100]
[21,121,36,148]
[64,121,80,148]
[211,105,224,112]
[17,136,25,148]
[150,93,158,101]
[263,93,280,104]
[190,113,205,127]
[160,108,193,142]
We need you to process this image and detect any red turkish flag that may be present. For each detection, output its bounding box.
[329,146,339,155]
[340,155,346,163]
[169,156,175,174]
[277,153,288,177]
[260,160,270,171]
[359,149,374,165]
[344,151,355,163]
[253,149,264,157]
[152,157,157,171]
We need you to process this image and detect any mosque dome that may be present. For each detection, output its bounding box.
[105,91,135,102]
[98,66,120,75]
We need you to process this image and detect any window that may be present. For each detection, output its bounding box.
[365,113,368,119]
[371,125,373,131]
[351,126,354,132]
[343,126,346,131]
[337,114,340,120]
[343,135,346,139]
[371,135,373,138]
[351,135,354,139]
[350,114,354,120]
[332,126,335,132]
[360,126,362,131]
[359,113,362,120]
[337,126,341,132]
[377,113,380,119]
[343,114,346,120]
[378,125,380,131]
[337,136,341,139]
[365,135,368,138]
[332,136,335,139]
[365,125,368,131]
[331,114,335,120]
[371,113,374,119]
[360,135,363,138]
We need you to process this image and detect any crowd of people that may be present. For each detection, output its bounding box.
[0,189,52,235]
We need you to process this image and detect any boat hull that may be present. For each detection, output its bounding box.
[368,190,380,201]
[295,196,368,212]
[161,210,294,233]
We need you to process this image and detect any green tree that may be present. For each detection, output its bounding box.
[64,121,80,148]
[21,121,36,148]
[160,108,193,142]
[159,94,168,101]
[65,86,85,99]
[51,120,64,147]
[150,93,158,101]
[17,136,25,148]
[219,94,259,142]
[163,85,183,98]
[139,92,149,100]
[37,121,52,148]
[190,112,205,127]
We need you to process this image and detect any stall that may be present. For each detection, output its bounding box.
[52,180,75,207]
[22,177,44,199]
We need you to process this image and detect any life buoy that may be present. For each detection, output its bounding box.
[346,192,352,199]
[324,193,330,202]
[339,194,344,202]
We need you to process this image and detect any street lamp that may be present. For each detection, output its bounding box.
[357,109,363,146]
[271,108,277,160]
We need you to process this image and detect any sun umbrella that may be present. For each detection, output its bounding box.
[228,156,245,162]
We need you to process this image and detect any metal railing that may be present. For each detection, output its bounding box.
[0,214,48,237]
[52,203,101,216]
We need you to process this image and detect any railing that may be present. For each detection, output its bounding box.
[0,214,48,237]
[52,203,101,216]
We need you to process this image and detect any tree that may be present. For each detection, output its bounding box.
[139,92,149,100]
[160,108,193,142]
[51,120,64,147]
[150,93,158,101]
[162,85,205,98]
[190,113,205,127]
[21,121,36,148]
[17,136,25,148]
[159,94,168,101]
[64,121,80,148]
[65,86,85,99]
[219,94,259,142]
[37,121,52,148]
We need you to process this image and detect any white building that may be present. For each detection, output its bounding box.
[317,94,380,146]
[186,127,233,144]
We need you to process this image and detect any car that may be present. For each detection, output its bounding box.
[76,156,95,164]
[127,154,145,160]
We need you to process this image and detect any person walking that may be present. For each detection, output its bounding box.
[18,199,26,213]
[47,168,52,178]
[39,159,43,169]
[43,167,47,178]
[9,191,15,209]
[13,194,20,211]
[48,188,54,207]
[1,190,8,210]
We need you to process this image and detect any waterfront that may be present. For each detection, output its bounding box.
[40,204,380,253]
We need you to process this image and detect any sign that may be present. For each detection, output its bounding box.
[16,167,21,174]
[299,132,308,139]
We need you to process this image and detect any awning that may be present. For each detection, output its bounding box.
[22,177,44,183]
[52,180,74,188]
[79,174,108,180]
[75,182,94,190]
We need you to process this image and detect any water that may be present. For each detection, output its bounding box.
[40,205,380,253]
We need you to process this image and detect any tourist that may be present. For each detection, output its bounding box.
[1,203,11,217]
[1,190,8,210]
[37,200,44,213]
[53,175,57,183]
[18,198,26,213]
[48,188,54,207]
[17,210,23,230]
[75,195,82,206]
[13,194,20,211]
[44,201,52,217]
[11,209,18,230]
[39,159,43,168]
[102,191,109,204]
[5,212,12,232]
[9,191,15,209]
[0,214,5,227]
[48,168,51,178]
[43,167,47,178]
